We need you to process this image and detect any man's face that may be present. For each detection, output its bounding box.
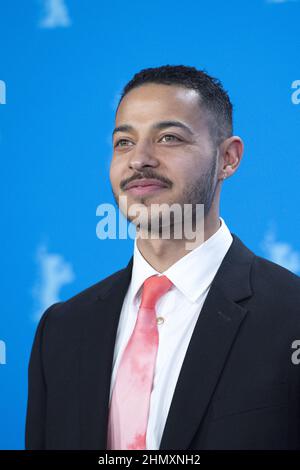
[110,83,219,232]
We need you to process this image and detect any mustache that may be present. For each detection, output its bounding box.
[120,170,173,191]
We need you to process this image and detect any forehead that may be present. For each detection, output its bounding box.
[115,84,207,129]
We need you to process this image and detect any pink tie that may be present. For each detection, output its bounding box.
[106,274,173,450]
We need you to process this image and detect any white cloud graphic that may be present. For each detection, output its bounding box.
[39,0,71,29]
[0,80,6,105]
[0,340,6,365]
[262,228,300,274]
[32,244,75,321]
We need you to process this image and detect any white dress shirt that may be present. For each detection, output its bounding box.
[109,216,233,450]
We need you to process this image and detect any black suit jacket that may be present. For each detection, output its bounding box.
[25,233,300,450]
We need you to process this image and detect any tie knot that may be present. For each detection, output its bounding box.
[140,275,173,310]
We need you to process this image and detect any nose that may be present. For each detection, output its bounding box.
[128,140,159,171]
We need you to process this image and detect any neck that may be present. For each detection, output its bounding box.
[136,212,221,273]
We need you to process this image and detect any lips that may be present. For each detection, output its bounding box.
[124,178,169,190]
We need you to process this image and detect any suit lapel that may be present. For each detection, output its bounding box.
[159,234,255,450]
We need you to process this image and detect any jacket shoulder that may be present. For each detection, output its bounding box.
[253,253,300,286]
[40,264,130,325]
[250,253,300,311]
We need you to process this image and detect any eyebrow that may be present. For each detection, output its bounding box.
[112,120,194,139]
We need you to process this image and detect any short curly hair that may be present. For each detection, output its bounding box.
[116,64,233,147]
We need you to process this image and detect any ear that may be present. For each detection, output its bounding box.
[218,136,244,181]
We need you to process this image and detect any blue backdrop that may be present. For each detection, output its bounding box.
[0,0,299,449]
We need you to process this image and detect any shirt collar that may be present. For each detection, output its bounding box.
[130,217,233,304]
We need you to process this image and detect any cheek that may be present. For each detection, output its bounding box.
[170,159,199,187]
[181,156,207,182]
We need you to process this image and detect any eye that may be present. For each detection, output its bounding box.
[159,134,182,143]
[114,138,133,148]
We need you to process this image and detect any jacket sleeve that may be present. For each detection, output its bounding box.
[25,303,62,449]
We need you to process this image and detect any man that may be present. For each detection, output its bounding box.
[25,65,300,450]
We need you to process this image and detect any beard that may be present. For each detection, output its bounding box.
[111,151,218,238]
[182,151,218,223]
